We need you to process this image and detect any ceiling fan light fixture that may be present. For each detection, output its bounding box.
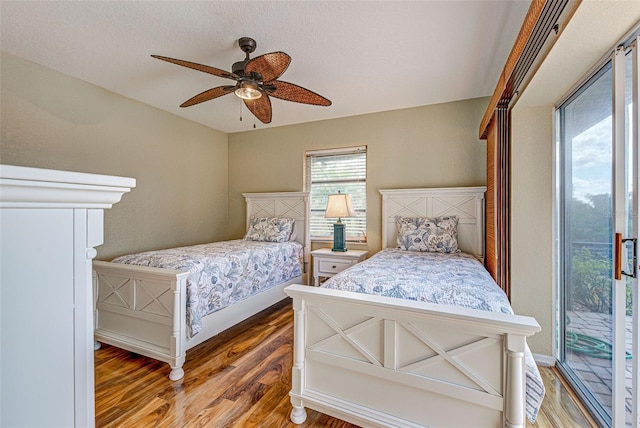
[235,81,262,100]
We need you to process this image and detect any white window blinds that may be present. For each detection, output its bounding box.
[304,146,367,242]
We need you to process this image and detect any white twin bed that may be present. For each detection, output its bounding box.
[284,187,543,428]
[93,192,310,381]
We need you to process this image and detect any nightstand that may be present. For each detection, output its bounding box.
[311,248,368,286]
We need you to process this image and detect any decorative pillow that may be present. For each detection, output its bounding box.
[244,217,296,243]
[288,221,297,241]
[396,215,460,253]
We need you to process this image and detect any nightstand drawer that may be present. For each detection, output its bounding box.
[318,259,351,274]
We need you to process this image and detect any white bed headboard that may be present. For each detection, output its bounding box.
[379,187,486,261]
[242,192,311,265]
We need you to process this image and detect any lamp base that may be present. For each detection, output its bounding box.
[332,222,347,252]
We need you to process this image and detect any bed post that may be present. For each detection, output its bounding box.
[380,193,389,250]
[289,296,308,424]
[475,192,485,262]
[504,333,527,428]
[168,278,187,381]
[302,193,311,274]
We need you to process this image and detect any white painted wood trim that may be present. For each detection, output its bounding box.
[305,145,366,156]
[532,353,556,367]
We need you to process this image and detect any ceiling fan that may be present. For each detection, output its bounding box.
[152,37,332,125]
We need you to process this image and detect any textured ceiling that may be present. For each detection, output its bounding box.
[1,1,531,133]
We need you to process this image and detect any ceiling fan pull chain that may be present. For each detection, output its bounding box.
[239,100,243,122]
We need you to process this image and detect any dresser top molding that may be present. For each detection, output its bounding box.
[0,164,136,208]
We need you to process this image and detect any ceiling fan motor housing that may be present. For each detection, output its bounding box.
[233,37,258,77]
[232,61,247,76]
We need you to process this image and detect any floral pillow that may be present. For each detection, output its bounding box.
[244,217,296,243]
[396,215,460,253]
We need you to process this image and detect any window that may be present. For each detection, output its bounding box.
[304,146,366,242]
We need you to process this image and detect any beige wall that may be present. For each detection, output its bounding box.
[510,106,555,356]
[228,97,488,252]
[0,52,229,260]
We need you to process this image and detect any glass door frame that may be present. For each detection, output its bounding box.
[555,34,640,428]
[612,40,635,428]
[556,58,614,427]
[630,35,640,428]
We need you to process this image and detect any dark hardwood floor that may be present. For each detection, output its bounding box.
[95,298,596,427]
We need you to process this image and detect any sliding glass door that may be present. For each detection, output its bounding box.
[557,38,639,427]
[558,59,615,426]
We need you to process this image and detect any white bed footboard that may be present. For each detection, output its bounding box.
[94,261,305,381]
[284,284,540,428]
[93,261,189,380]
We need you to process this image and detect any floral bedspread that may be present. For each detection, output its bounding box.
[112,240,303,338]
[321,248,545,423]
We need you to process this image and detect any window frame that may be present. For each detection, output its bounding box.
[304,146,367,243]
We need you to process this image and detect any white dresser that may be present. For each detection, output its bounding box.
[0,165,135,428]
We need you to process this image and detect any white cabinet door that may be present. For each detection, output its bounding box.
[1,209,76,427]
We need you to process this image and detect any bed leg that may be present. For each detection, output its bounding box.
[290,296,307,424]
[94,341,101,351]
[169,365,185,381]
[505,334,526,428]
[290,403,307,424]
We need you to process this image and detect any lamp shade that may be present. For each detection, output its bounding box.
[325,193,355,219]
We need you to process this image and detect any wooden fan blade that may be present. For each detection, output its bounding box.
[151,55,238,80]
[267,80,331,106]
[245,52,291,82]
[180,86,234,107]
[243,94,272,124]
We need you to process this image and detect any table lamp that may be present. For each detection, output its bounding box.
[325,191,355,252]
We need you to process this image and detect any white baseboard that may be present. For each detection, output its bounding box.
[533,353,556,367]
